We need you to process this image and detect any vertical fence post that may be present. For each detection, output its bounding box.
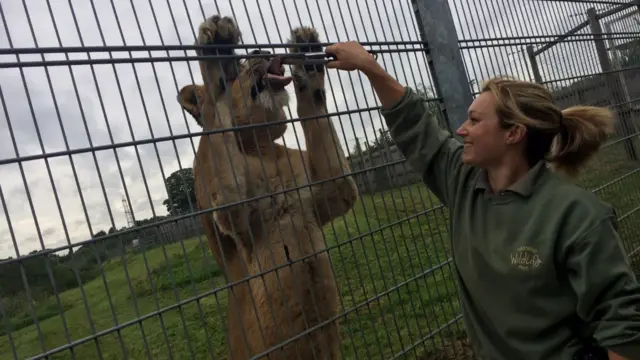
[411,0,473,133]
[587,7,639,161]
[526,45,543,83]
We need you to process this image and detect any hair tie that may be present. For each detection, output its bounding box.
[557,115,571,145]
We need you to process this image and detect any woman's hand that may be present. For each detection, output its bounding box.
[325,41,379,74]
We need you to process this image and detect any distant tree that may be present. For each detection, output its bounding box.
[368,128,395,152]
[620,44,640,68]
[134,215,167,227]
[352,137,364,156]
[350,83,443,158]
[162,168,197,216]
[415,83,448,130]
[93,230,106,238]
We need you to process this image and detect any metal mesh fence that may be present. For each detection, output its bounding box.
[0,1,638,360]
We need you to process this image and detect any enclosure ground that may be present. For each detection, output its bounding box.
[0,182,465,360]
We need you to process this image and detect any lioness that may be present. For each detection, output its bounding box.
[177,14,358,359]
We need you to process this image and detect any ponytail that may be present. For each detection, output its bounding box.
[548,106,614,177]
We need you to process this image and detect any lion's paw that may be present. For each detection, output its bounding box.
[197,15,241,55]
[288,26,324,88]
[288,26,322,54]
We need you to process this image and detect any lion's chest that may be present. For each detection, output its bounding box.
[248,154,314,222]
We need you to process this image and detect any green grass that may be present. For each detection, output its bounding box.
[2,145,639,360]
[0,182,465,360]
[575,140,640,267]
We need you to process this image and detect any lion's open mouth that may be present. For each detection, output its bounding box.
[265,56,292,91]
[266,73,292,90]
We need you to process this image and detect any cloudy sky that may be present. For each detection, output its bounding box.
[0,0,637,258]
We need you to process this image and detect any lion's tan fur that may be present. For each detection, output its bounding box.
[177,14,358,359]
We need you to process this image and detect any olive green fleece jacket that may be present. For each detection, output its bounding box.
[379,86,640,360]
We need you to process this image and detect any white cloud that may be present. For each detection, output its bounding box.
[0,0,635,257]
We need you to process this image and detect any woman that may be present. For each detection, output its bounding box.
[324,41,640,360]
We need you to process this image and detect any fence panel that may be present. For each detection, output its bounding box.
[1,1,639,360]
[0,1,466,359]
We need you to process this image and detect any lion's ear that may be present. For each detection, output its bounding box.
[177,84,204,126]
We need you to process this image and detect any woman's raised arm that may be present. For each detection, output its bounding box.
[326,41,468,206]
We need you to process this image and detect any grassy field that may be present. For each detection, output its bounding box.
[575,139,640,270]
[0,181,469,360]
[2,140,640,360]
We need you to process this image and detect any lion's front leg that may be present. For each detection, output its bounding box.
[193,15,256,248]
[288,27,359,225]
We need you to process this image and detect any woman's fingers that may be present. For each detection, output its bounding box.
[325,60,342,69]
[324,41,374,71]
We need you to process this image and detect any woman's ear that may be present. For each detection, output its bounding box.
[506,123,527,145]
[177,84,204,126]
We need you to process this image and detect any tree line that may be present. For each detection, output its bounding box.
[0,166,198,323]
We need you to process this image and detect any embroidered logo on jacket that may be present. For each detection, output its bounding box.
[510,246,542,270]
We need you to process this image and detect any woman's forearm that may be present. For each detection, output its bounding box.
[361,62,406,110]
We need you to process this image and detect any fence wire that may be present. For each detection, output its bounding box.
[0,1,638,360]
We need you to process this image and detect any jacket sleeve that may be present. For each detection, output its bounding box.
[379,86,466,207]
[565,212,640,358]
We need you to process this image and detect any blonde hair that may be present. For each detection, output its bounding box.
[480,76,614,177]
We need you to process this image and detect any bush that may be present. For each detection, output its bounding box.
[0,295,72,336]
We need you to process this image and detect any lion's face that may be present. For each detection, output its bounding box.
[235,50,292,112]
[178,50,292,145]
[229,50,291,144]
